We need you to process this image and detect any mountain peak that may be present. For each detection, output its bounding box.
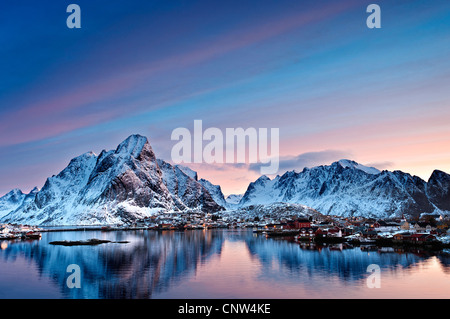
[430,169,450,178]
[115,134,150,158]
[428,169,450,185]
[29,187,39,194]
[255,175,271,183]
[337,159,358,166]
[336,159,381,175]
[81,151,97,158]
[176,165,198,181]
[8,188,23,196]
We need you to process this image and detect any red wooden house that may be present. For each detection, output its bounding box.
[285,218,311,229]
[295,218,311,229]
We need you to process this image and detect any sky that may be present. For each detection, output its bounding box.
[1,0,450,196]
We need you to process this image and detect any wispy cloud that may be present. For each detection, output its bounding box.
[365,161,394,170]
[249,149,353,175]
[0,0,361,148]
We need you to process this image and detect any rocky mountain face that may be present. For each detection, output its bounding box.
[0,135,223,225]
[427,170,450,211]
[198,178,227,208]
[238,160,450,218]
[157,160,223,214]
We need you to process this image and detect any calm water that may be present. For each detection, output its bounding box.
[0,229,449,299]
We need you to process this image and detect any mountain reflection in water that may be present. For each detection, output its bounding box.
[0,229,449,299]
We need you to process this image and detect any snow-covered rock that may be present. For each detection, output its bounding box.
[0,187,40,220]
[0,189,26,219]
[176,164,198,181]
[225,194,243,209]
[198,178,227,208]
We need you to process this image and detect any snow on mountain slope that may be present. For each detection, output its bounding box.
[225,194,243,208]
[0,187,41,220]
[338,159,381,175]
[239,160,450,218]
[0,189,26,219]
[176,164,198,181]
[0,135,223,225]
[157,159,224,213]
[198,178,227,208]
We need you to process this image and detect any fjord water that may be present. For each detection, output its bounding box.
[0,229,449,299]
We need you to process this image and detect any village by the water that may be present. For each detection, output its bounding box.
[2,209,450,250]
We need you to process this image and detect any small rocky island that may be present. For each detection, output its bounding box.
[49,239,129,246]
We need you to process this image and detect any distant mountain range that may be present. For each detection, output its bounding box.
[0,135,449,225]
[238,159,450,218]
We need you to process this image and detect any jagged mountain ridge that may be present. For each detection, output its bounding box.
[238,160,450,218]
[0,135,223,225]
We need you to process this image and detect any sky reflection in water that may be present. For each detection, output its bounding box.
[0,229,449,299]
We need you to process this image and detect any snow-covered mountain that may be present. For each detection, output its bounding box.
[0,135,223,225]
[0,189,24,218]
[0,189,25,219]
[2,135,449,225]
[0,187,40,220]
[238,160,450,218]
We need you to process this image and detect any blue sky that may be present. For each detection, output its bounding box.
[1,0,450,195]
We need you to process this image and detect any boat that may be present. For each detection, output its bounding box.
[265,229,299,237]
[252,228,266,234]
[358,238,376,244]
[294,234,313,242]
[23,231,42,239]
[0,234,16,240]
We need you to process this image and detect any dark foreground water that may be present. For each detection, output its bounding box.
[0,229,449,299]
